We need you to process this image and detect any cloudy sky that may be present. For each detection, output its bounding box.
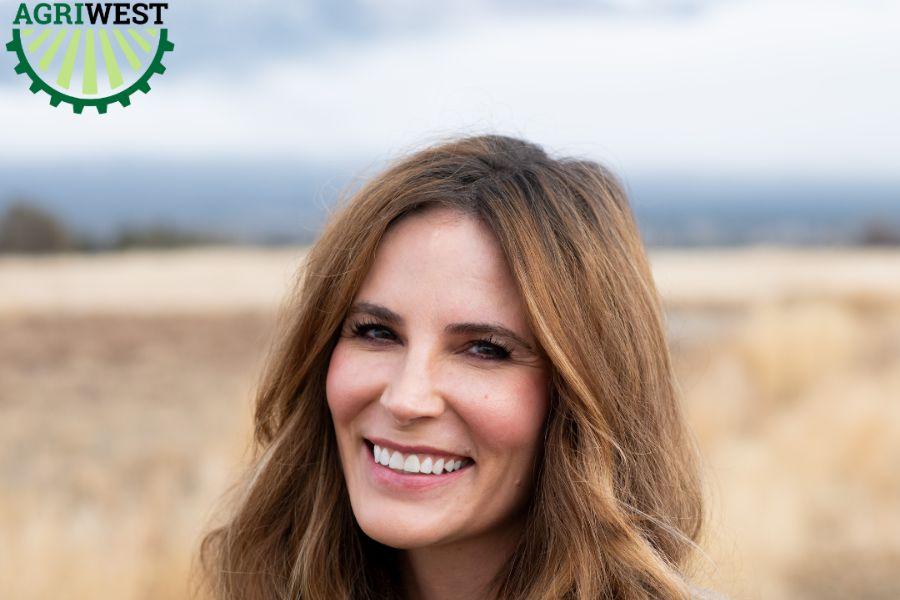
[1,0,898,181]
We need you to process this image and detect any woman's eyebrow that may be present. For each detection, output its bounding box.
[348,302,403,325]
[347,302,536,352]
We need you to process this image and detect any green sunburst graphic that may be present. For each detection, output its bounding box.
[7,25,174,114]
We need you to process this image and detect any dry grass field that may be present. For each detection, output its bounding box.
[1,247,899,599]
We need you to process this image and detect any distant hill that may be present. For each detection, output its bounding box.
[0,160,898,247]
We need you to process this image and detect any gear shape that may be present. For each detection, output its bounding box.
[6,28,174,114]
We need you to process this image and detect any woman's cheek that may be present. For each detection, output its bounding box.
[451,366,549,451]
[326,342,378,423]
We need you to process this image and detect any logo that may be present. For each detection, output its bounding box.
[6,2,173,113]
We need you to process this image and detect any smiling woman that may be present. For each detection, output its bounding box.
[199,134,711,600]
[326,207,553,592]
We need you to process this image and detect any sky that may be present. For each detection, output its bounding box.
[0,0,898,182]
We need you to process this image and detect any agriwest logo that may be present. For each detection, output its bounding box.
[6,2,173,113]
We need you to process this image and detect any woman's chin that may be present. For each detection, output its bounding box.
[356,514,452,550]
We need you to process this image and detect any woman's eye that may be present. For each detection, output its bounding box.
[469,340,511,361]
[351,322,396,342]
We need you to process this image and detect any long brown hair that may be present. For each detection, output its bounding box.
[199,134,705,599]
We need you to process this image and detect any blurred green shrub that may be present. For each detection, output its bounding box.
[0,200,233,253]
[0,201,74,253]
[859,219,900,246]
[112,224,228,250]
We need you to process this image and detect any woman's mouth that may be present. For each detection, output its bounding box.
[363,438,474,477]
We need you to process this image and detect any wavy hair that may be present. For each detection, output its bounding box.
[199,134,705,599]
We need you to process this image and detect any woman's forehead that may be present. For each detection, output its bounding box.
[355,208,529,328]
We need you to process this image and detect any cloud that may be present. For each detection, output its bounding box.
[1,0,898,179]
[0,0,728,76]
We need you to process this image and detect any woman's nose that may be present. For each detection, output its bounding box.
[379,348,446,425]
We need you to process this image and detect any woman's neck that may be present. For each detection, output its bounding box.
[398,522,522,600]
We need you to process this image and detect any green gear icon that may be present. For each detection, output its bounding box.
[6,28,174,114]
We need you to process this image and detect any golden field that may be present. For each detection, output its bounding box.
[1,247,899,599]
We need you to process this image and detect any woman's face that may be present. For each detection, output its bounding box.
[326,207,550,550]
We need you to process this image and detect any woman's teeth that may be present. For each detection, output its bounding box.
[373,443,468,475]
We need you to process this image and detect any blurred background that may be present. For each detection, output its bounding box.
[1,0,898,598]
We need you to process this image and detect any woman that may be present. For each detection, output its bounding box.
[201,134,709,599]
